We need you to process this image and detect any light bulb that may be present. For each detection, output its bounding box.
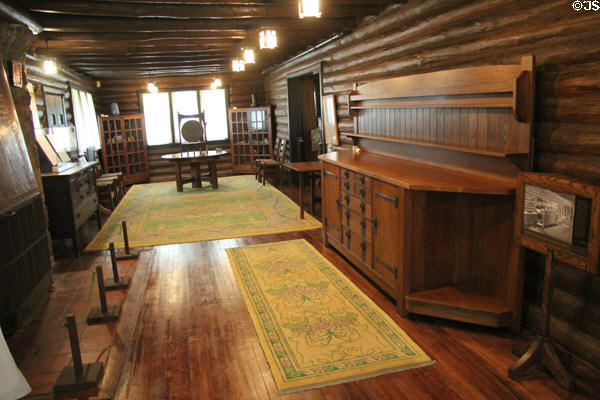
[299,0,321,18]
[259,29,277,49]
[43,58,57,75]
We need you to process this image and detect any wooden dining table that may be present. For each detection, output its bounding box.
[161,150,227,191]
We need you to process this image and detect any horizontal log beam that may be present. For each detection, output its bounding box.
[0,0,43,34]
[37,31,248,42]
[23,1,380,19]
[34,14,356,33]
[38,45,234,55]
[31,39,238,50]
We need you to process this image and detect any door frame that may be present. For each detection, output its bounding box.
[286,62,324,162]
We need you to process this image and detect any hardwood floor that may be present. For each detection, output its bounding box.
[97,230,597,400]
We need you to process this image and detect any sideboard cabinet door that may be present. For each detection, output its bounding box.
[372,180,403,290]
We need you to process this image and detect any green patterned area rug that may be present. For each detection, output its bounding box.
[86,176,321,251]
[226,239,433,393]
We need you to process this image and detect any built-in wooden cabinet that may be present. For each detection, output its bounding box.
[321,56,535,333]
[99,114,149,185]
[229,106,273,174]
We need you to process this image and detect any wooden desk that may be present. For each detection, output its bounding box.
[41,161,101,257]
[283,161,321,219]
[162,150,226,191]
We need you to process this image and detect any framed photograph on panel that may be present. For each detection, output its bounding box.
[517,172,600,274]
[322,94,339,146]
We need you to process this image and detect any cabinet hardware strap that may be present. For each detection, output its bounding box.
[375,255,398,279]
[324,169,337,178]
[375,191,398,208]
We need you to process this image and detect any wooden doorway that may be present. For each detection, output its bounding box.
[287,63,323,162]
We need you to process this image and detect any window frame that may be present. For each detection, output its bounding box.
[137,85,231,146]
[68,82,101,155]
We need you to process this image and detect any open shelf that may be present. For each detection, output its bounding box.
[404,286,513,328]
[343,132,528,158]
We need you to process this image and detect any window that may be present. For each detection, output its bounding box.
[171,91,199,142]
[141,88,229,145]
[142,92,171,145]
[200,89,228,141]
[71,86,101,154]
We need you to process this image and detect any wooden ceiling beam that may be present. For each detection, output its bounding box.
[0,0,43,34]
[37,31,248,42]
[34,14,356,33]
[23,1,380,19]
[43,45,234,55]
[31,39,239,50]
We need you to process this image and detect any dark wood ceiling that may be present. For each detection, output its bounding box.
[12,0,405,80]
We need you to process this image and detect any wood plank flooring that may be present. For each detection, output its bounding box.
[101,229,598,400]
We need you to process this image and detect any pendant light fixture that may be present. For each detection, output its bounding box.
[42,40,58,75]
[210,78,222,90]
[259,29,277,49]
[242,48,255,64]
[299,0,321,18]
[147,71,158,94]
[232,59,246,72]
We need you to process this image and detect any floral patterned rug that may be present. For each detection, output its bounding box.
[85,175,321,251]
[226,239,433,393]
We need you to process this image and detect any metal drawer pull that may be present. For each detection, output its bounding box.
[360,241,366,250]
[375,256,398,279]
[324,169,338,178]
[344,194,349,203]
[344,181,350,190]
[360,176,365,184]
[372,217,377,234]
[345,209,350,218]
[344,170,349,178]
[360,202,365,212]
[375,191,398,208]
[360,187,366,197]
[335,198,341,211]
[345,230,351,238]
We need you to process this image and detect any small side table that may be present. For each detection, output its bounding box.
[282,161,322,219]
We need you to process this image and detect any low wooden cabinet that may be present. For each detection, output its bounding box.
[321,152,518,330]
[41,161,100,257]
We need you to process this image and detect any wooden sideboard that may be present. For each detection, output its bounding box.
[42,161,100,256]
[321,56,535,333]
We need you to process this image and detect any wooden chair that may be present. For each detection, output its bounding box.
[93,157,124,214]
[255,137,281,182]
[257,138,288,186]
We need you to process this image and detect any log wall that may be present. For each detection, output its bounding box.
[264,0,600,369]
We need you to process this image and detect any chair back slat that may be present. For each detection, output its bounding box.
[277,139,288,163]
[272,137,282,161]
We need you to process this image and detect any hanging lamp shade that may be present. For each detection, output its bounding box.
[243,48,255,64]
[232,59,246,72]
[43,58,57,75]
[299,0,321,18]
[259,29,277,49]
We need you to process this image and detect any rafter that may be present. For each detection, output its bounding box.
[22,1,380,19]
[34,15,357,33]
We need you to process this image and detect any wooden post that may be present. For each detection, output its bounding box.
[53,314,103,393]
[106,242,131,290]
[87,266,121,324]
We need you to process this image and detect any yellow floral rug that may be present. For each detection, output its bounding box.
[226,239,433,393]
[86,176,321,251]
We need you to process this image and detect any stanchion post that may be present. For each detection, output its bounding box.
[117,220,139,260]
[105,242,131,290]
[87,266,121,324]
[53,315,103,393]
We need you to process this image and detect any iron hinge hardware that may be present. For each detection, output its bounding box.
[375,255,398,279]
[375,191,398,208]
[324,169,338,178]
[372,217,377,234]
